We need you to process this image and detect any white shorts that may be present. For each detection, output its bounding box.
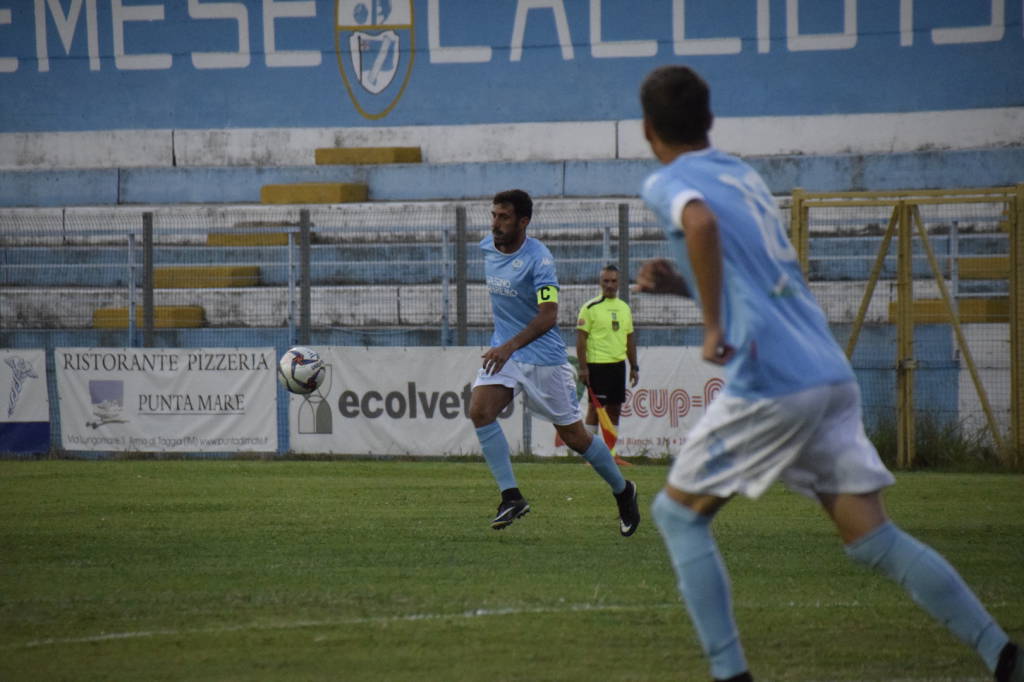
[667,381,895,500]
[473,360,582,426]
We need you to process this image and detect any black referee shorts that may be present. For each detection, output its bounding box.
[587,361,626,405]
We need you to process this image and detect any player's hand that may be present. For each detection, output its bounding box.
[702,331,734,365]
[481,345,513,375]
[577,368,590,386]
[628,366,639,387]
[633,258,690,296]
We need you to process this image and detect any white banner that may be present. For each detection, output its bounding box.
[288,346,720,458]
[0,349,51,453]
[288,347,523,456]
[527,347,724,458]
[56,348,277,452]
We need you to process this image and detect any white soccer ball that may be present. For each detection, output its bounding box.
[277,346,325,395]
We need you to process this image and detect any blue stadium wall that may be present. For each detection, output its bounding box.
[0,0,1021,204]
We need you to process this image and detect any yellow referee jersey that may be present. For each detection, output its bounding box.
[576,296,634,364]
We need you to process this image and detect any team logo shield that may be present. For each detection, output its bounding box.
[335,0,415,120]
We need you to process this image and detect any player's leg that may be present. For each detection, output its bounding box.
[584,401,599,436]
[654,386,833,681]
[789,381,1018,678]
[525,361,638,535]
[822,490,1017,678]
[652,487,749,682]
[469,381,528,529]
[556,420,625,492]
[556,419,639,536]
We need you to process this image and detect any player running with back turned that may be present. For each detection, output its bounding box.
[638,65,1021,682]
[468,189,640,536]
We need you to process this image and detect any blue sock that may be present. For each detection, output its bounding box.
[651,490,748,680]
[846,521,1009,672]
[475,422,517,492]
[579,435,625,494]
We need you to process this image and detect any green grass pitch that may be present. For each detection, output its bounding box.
[0,460,1020,681]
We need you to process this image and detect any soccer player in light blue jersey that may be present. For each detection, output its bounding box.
[638,66,1021,682]
[468,189,640,536]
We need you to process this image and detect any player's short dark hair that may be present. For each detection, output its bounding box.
[602,263,619,272]
[492,189,533,220]
[640,65,713,146]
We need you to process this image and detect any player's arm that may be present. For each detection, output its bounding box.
[575,305,591,385]
[626,333,638,387]
[682,200,733,365]
[482,286,559,374]
[575,328,590,385]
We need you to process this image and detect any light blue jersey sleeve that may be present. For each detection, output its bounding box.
[481,236,567,366]
[641,148,854,398]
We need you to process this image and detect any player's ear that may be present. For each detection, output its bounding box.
[642,116,654,144]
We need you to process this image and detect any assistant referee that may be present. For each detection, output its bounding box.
[575,264,638,436]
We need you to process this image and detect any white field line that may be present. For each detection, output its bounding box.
[4,599,887,650]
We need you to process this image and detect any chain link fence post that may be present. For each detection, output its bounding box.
[142,212,154,348]
[455,205,468,346]
[618,203,630,303]
[299,209,311,345]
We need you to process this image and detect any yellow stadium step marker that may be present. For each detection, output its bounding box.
[154,265,259,288]
[260,182,368,204]
[958,256,1009,280]
[206,232,290,247]
[888,297,1009,324]
[93,306,206,329]
[314,146,422,165]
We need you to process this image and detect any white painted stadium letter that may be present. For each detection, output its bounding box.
[428,0,492,63]
[188,0,250,69]
[263,0,320,67]
[0,8,16,72]
[590,0,657,58]
[899,0,1005,46]
[756,0,770,53]
[34,0,100,72]
[671,0,741,55]
[112,0,171,70]
[510,0,574,61]
[786,0,857,51]
[932,0,1004,44]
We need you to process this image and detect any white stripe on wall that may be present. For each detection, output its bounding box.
[0,108,1020,170]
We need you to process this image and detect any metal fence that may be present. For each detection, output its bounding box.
[1,190,1019,464]
[791,186,1020,465]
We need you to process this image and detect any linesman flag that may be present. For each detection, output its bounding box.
[587,386,631,466]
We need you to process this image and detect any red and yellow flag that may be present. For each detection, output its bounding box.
[587,386,631,466]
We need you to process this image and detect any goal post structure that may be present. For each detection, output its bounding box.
[790,185,1022,468]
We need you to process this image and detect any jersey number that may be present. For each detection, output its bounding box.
[719,171,799,295]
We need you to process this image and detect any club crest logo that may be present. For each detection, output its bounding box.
[335,0,415,120]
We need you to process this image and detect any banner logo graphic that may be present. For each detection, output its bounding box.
[335,0,415,120]
[297,364,333,435]
[5,355,38,417]
[87,380,127,429]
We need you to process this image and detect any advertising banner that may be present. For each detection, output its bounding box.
[289,346,720,458]
[56,348,277,452]
[288,347,522,456]
[523,347,723,458]
[0,349,51,453]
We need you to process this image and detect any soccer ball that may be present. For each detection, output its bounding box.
[277,346,325,395]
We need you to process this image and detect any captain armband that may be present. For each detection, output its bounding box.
[536,285,558,304]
